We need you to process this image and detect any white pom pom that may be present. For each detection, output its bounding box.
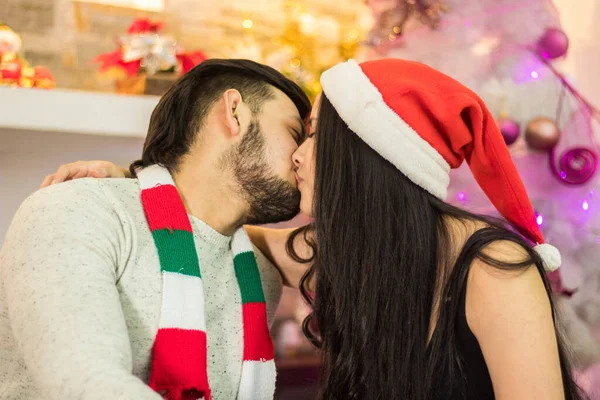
[534,243,561,272]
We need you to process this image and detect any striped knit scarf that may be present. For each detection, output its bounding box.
[138,165,276,400]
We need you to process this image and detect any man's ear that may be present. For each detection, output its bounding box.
[223,89,243,137]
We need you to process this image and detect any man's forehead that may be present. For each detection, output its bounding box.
[264,91,303,121]
[270,88,299,107]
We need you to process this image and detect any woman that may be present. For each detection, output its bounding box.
[44,59,585,400]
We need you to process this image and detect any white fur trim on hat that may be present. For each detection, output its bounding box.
[534,243,561,272]
[320,59,451,199]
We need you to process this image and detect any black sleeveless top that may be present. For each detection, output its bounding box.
[450,272,495,399]
[430,228,499,400]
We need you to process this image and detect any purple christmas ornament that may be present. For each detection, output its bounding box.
[551,147,598,185]
[498,118,520,145]
[536,28,569,60]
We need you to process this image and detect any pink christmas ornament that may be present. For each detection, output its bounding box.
[536,27,569,60]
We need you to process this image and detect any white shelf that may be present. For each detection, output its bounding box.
[0,87,159,138]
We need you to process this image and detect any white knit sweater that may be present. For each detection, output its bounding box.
[0,178,282,400]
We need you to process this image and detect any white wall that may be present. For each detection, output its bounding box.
[0,129,143,244]
[553,0,600,109]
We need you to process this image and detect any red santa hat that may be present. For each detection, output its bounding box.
[320,58,561,273]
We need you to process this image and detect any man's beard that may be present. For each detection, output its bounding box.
[228,119,300,225]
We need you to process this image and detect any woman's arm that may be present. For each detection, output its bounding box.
[40,160,130,188]
[466,240,564,400]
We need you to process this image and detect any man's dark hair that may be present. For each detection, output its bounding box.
[130,59,311,175]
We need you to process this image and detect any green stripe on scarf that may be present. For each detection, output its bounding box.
[152,229,201,278]
[234,252,266,304]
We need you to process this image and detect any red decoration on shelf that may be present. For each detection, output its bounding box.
[0,23,55,88]
[95,18,207,78]
[127,18,163,35]
[177,51,209,74]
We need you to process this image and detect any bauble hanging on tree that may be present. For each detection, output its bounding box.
[524,117,561,151]
[551,148,598,185]
[497,117,520,146]
[536,27,569,60]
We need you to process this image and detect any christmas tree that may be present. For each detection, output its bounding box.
[361,0,600,393]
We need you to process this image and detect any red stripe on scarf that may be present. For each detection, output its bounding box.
[141,185,193,233]
[242,302,274,361]
[149,328,211,399]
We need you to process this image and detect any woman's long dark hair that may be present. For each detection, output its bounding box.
[288,94,586,399]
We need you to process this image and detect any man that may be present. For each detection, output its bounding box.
[0,59,311,400]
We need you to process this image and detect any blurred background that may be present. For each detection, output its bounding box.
[1,0,600,398]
